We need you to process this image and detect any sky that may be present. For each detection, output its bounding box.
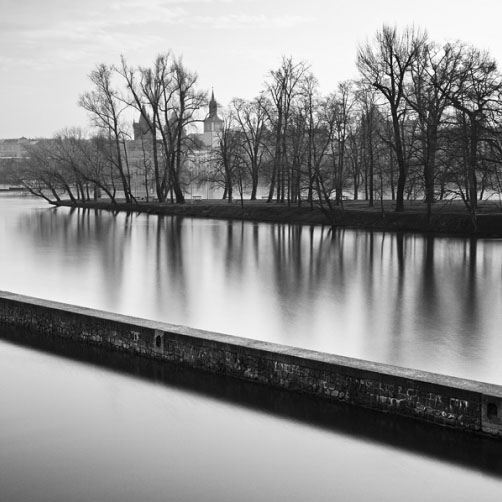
[1,0,502,138]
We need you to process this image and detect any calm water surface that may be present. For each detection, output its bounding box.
[1,195,502,383]
[1,194,502,501]
[1,330,502,502]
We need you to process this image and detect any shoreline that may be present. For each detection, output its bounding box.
[52,199,502,237]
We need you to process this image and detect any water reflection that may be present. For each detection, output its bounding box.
[2,325,502,480]
[3,327,502,502]
[3,196,502,384]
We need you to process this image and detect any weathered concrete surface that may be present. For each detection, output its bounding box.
[1,290,502,438]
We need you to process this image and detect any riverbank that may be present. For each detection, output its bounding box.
[52,198,502,237]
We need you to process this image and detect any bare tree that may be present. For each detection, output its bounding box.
[120,54,205,203]
[263,56,309,203]
[405,42,458,218]
[327,81,355,206]
[211,113,247,204]
[168,57,206,203]
[358,25,428,211]
[74,133,121,202]
[434,43,502,221]
[22,139,79,203]
[354,85,383,205]
[79,64,134,203]
[230,96,269,200]
[120,55,167,201]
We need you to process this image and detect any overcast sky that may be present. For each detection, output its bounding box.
[1,0,501,138]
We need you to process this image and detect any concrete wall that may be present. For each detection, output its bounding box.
[1,290,502,438]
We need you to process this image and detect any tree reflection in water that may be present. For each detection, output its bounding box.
[6,197,502,384]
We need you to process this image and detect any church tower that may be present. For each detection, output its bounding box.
[203,90,224,145]
[133,106,151,141]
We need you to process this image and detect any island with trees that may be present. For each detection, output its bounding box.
[10,26,502,236]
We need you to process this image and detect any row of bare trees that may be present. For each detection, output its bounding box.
[19,26,502,225]
[214,29,502,221]
[357,26,502,224]
[21,52,205,204]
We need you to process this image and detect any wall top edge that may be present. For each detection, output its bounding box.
[1,290,501,398]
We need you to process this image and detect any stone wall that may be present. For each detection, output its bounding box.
[1,290,502,438]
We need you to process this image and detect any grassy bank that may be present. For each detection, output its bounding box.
[53,198,502,237]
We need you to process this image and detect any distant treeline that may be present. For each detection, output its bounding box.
[15,26,502,228]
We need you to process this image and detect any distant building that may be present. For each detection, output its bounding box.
[0,138,39,158]
[125,91,224,197]
[130,90,223,148]
[132,106,152,142]
[199,90,224,148]
[126,89,224,168]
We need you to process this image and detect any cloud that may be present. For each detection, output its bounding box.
[0,1,188,70]
[92,1,188,26]
[0,0,313,74]
[190,13,314,30]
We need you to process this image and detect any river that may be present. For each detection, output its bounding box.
[1,194,502,501]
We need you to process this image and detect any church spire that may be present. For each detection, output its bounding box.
[209,88,217,118]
